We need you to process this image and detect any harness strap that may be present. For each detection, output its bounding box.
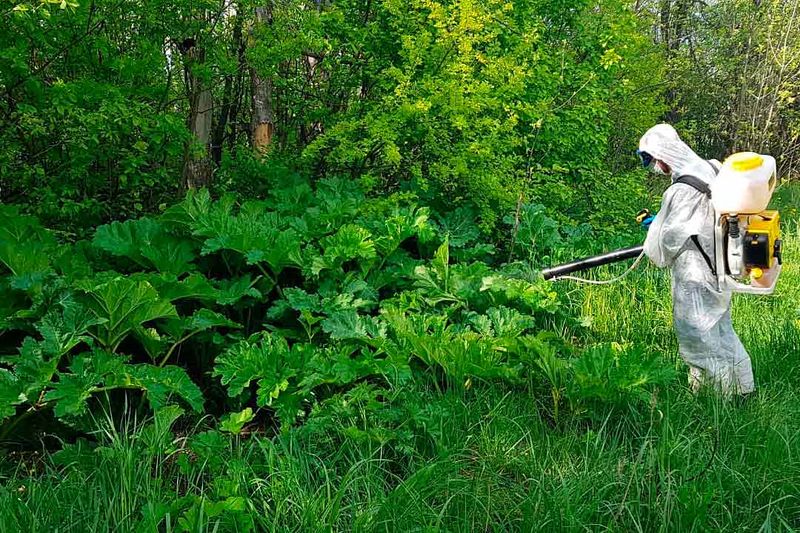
[690,235,716,275]
[673,175,712,198]
[670,163,718,274]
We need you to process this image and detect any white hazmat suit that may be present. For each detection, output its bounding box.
[639,124,755,395]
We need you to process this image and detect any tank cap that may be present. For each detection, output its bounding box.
[728,152,764,172]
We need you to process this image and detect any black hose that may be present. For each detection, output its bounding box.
[541,245,645,281]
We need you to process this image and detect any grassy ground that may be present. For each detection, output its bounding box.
[1,195,799,531]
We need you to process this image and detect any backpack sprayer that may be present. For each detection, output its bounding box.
[542,152,784,294]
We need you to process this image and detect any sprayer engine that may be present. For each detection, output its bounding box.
[710,152,782,294]
[715,211,782,293]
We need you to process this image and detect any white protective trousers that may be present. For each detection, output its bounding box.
[670,250,755,394]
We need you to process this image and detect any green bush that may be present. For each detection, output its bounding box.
[0,0,661,236]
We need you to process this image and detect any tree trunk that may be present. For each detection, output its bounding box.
[251,5,275,156]
[212,12,244,165]
[182,44,214,189]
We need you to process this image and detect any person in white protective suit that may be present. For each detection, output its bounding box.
[637,124,755,395]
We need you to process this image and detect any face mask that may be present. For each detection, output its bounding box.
[651,160,669,175]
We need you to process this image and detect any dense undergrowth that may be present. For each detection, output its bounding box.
[0,174,693,530]
[0,174,666,434]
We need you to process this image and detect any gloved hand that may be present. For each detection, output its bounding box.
[636,209,655,230]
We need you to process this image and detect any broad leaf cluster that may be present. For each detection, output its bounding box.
[0,177,673,442]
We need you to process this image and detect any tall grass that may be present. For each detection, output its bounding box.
[2,220,799,531]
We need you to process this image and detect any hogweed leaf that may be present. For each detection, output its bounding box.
[214,333,314,420]
[93,218,196,275]
[321,309,387,341]
[196,208,301,275]
[213,333,294,398]
[220,407,255,435]
[5,338,58,399]
[314,225,377,275]
[128,365,204,412]
[37,299,103,357]
[76,277,177,350]
[160,189,216,231]
[148,273,218,303]
[0,206,57,290]
[215,275,263,305]
[162,308,241,342]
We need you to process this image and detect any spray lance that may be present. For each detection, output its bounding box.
[541,245,645,283]
[541,152,784,294]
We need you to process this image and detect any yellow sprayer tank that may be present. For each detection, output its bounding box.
[711,152,777,214]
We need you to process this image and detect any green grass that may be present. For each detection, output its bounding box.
[2,217,800,531]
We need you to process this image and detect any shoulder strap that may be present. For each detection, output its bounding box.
[690,235,716,275]
[672,167,717,274]
[673,175,712,199]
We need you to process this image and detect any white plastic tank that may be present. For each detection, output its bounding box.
[711,152,777,214]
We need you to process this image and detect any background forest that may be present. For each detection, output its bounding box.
[1,0,800,531]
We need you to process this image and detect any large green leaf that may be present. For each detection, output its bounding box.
[43,355,104,417]
[128,365,204,413]
[244,228,303,275]
[479,274,561,314]
[321,309,387,341]
[184,308,240,333]
[166,193,302,275]
[0,206,57,291]
[93,218,196,275]
[282,288,322,313]
[413,237,463,306]
[159,188,218,231]
[140,273,262,308]
[37,298,104,357]
[435,206,480,248]
[162,308,241,340]
[298,345,397,390]
[76,277,177,351]
[40,352,203,417]
[567,344,676,409]
[144,273,218,303]
[44,372,100,417]
[322,224,377,262]
[191,203,302,275]
[214,276,263,305]
[295,178,363,237]
[312,224,377,276]
[383,309,519,383]
[133,327,169,361]
[485,306,534,338]
[1,297,102,411]
[0,278,31,330]
[219,408,255,435]
[3,339,58,402]
[92,219,151,267]
[213,333,313,410]
[364,205,432,257]
[134,308,233,363]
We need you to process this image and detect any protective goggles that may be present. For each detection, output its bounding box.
[636,149,654,168]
